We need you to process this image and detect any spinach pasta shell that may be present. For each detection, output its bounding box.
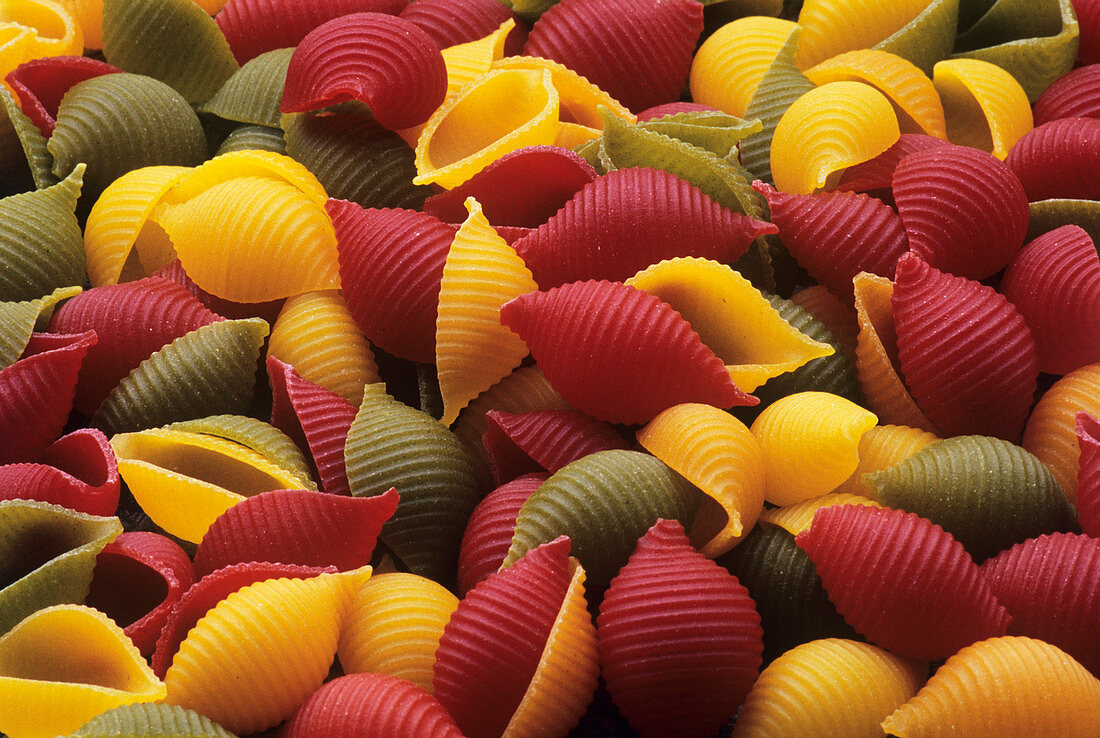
[200,48,292,127]
[65,703,238,737]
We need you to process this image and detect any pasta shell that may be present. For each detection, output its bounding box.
[795,0,953,70]
[1005,117,1100,202]
[1078,412,1100,536]
[731,638,926,737]
[597,519,763,738]
[163,149,327,207]
[789,285,859,359]
[758,493,884,537]
[835,423,938,498]
[1024,364,1100,504]
[0,604,165,738]
[457,474,545,596]
[338,572,459,693]
[796,505,1011,660]
[0,428,120,516]
[65,703,236,737]
[1028,197,1100,242]
[932,57,1033,158]
[214,124,285,155]
[492,55,635,131]
[6,55,120,138]
[835,131,951,194]
[881,636,1100,736]
[401,0,525,56]
[0,84,54,194]
[1033,64,1100,126]
[199,47,291,127]
[0,286,80,372]
[0,0,83,82]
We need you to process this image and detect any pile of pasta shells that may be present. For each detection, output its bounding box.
[1,0,1098,735]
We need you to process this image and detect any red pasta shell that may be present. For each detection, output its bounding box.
[0,331,96,464]
[5,55,121,137]
[754,180,908,300]
[796,504,1011,661]
[421,146,597,228]
[597,519,763,738]
[154,260,284,324]
[328,201,455,363]
[835,133,951,195]
[1005,117,1100,201]
[499,280,757,425]
[399,0,527,57]
[456,473,546,597]
[268,356,355,497]
[49,276,224,417]
[512,167,777,289]
[1080,0,1100,65]
[280,12,447,131]
[283,673,464,737]
[483,408,629,486]
[151,561,336,678]
[193,487,399,577]
[893,144,1028,280]
[1077,412,1100,538]
[433,536,574,738]
[523,0,703,113]
[1000,225,1100,375]
[0,427,119,515]
[86,531,196,656]
[215,0,407,64]
[892,253,1038,442]
[1033,65,1100,126]
[981,533,1100,676]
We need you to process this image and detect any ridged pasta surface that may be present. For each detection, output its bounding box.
[483,409,627,486]
[65,702,237,737]
[932,58,1033,158]
[1023,364,1100,503]
[835,423,938,498]
[689,16,798,118]
[199,47,291,127]
[457,474,545,595]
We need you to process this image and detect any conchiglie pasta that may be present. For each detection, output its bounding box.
[199,47,293,128]
[933,58,1033,159]
[1023,363,1100,503]
[758,492,883,536]
[64,703,237,737]
[834,423,938,498]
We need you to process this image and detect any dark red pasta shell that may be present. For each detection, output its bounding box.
[280,12,447,131]
[151,561,336,678]
[1000,225,1100,375]
[268,356,355,497]
[892,253,1038,442]
[399,0,527,56]
[512,167,777,289]
[893,144,1028,280]
[86,531,196,656]
[754,181,908,301]
[5,56,121,137]
[329,201,455,363]
[49,276,223,417]
[1077,412,1100,538]
[193,487,399,577]
[0,427,119,515]
[154,259,283,324]
[215,0,407,64]
[483,408,629,486]
[0,331,96,464]
[597,519,763,738]
[456,473,546,597]
[433,536,573,738]
[1005,117,1100,201]
[498,280,756,425]
[1033,65,1100,125]
[835,133,951,195]
[523,0,703,113]
[421,146,596,228]
[282,673,464,738]
[635,101,719,122]
[981,533,1100,676]
[1080,0,1100,65]
[796,504,1011,661]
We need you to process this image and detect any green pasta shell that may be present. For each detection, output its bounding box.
[718,525,859,664]
[0,500,122,634]
[66,703,238,737]
[0,165,85,302]
[865,435,1079,561]
[740,26,814,185]
[102,0,239,105]
[636,110,763,160]
[503,449,701,591]
[214,125,288,156]
[165,414,317,490]
[93,318,270,437]
[200,49,293,128]
[0,285,82,370]
[1027,199,1100,243]
[283,111,431,210]
[48,73,207,198]
[344,383,482,586]
[0,86,55,195]
[873,0,960,76]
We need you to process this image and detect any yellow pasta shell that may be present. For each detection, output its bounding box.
[111,427,316,543]
[0,605,165,738]
[732,638,925,737]
[750,391,878,506]
[164,567,370,734]
[637,403,766,557]
[83,165,190,287]
[268,289,380,407]
[414,67,560,189]
[1023,363,1100,504]
[757,492,884,536]
[882,636,1100,737]
[835,423,939,498]
[158,175,341,303]
[795,0,934,70]
[493,56,634,130]
[436,198,537,426]
[689,16,800,118]
[627,257,834,393]
[163,149,328,207]
[56,0,103,50]
[337,571,459,694]
[933,58,1033,159]
[805,49,946,138]
[771,80,900,195]
[0,0,83,86]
